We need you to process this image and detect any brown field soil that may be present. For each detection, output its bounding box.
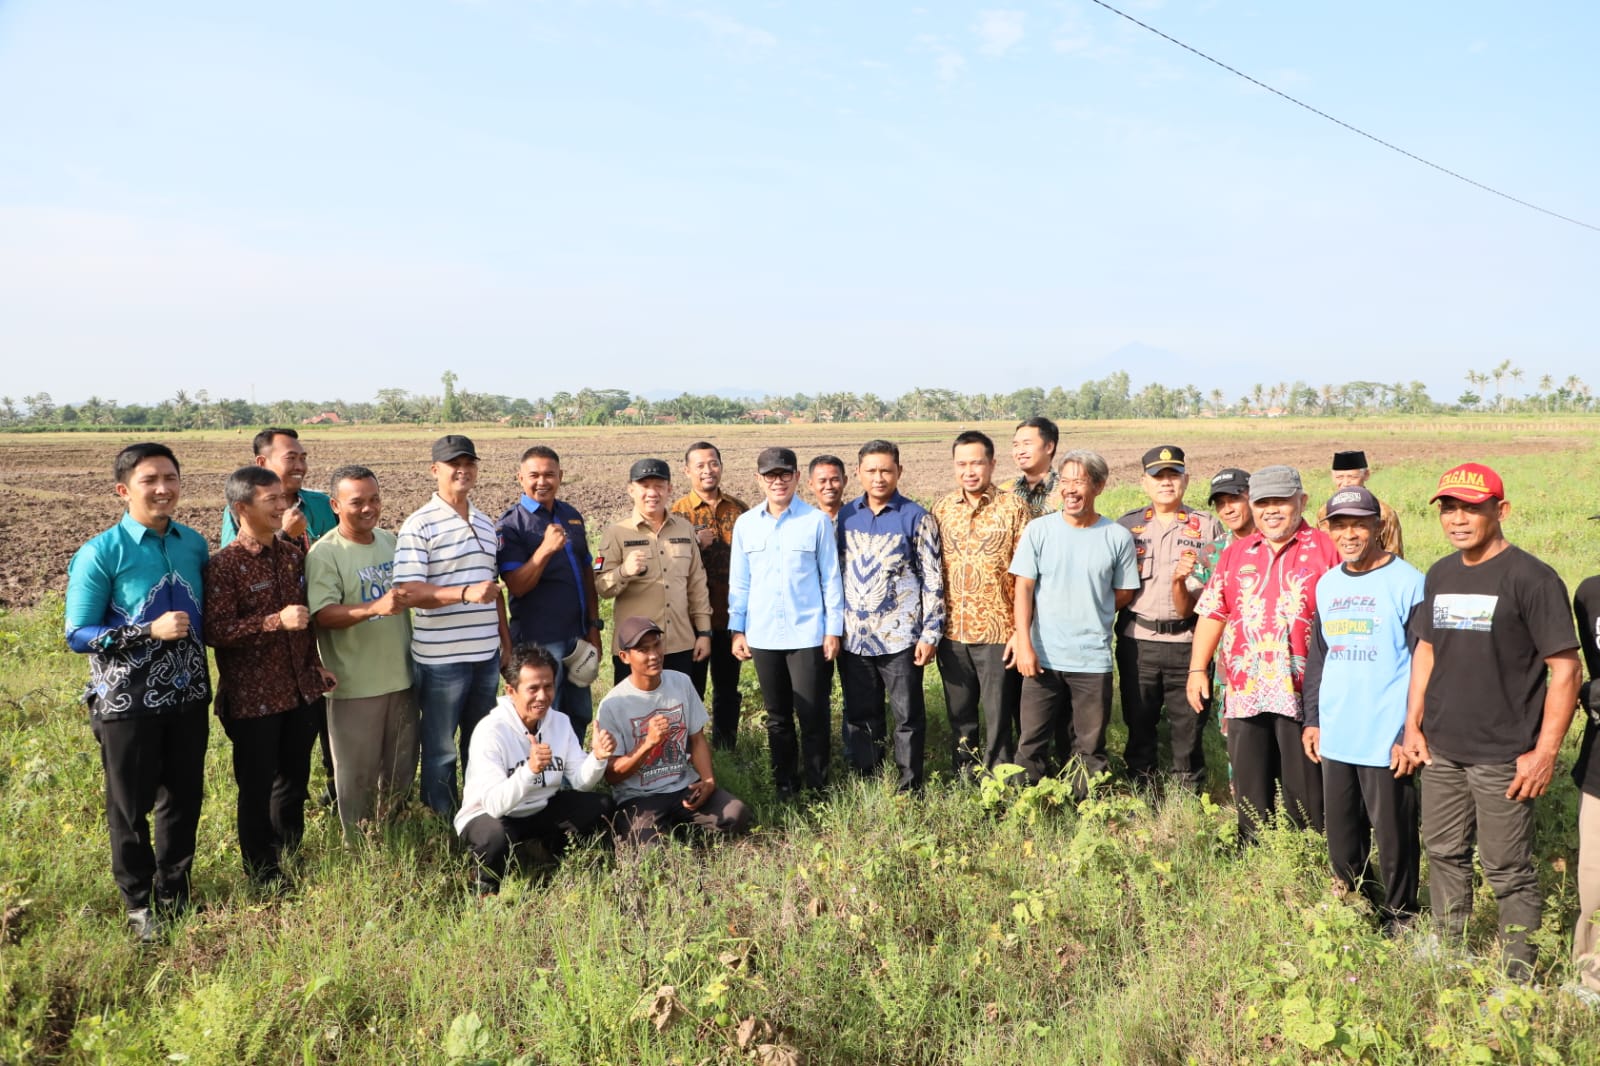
[0,416,1587,609]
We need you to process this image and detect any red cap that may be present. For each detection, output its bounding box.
[1430,463,1504,504]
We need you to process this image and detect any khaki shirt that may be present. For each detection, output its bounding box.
[1315,499,1404,558]
[595,511,711,656]
[1115,505,1223,642]
[669,490,748,631]
[930,486,1030,645]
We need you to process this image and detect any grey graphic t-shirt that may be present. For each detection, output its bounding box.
[595,670,709,802]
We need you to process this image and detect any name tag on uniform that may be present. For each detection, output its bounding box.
[249,580,272,592]
[623,539,649,548]
[668,537,692,545]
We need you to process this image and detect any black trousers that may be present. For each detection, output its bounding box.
[460,791,614,891]
[840,648,926,792]
[750,645,832,794]
[1225,713,1324,844]
[686,628,745,750]
[937,639,1015,773]
[91,705,210,911]
[1116,636,1209,792]
[1017,670,1112,800]
[315,699,336,803]
[1322,757,1420,929]
[613,649,695,686]
[221,700,322,883]
[613,787,751,850]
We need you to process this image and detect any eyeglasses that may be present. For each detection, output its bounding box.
[760,471,797,483]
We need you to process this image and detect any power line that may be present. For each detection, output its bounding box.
[1085,0,1600,234]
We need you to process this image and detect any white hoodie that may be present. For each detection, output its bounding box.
[454,696,608,835]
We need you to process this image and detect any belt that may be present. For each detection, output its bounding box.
[1135,616,1195,636]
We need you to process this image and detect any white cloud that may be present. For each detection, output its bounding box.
[686,10,777,50]
[914,34,966,82]
[975,10,1025,57]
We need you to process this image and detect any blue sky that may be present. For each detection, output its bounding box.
[2,1,1596,406]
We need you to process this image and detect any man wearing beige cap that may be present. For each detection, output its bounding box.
[1403,462,1579,977]
[596,458,712,684]
[1188,464,1338,843]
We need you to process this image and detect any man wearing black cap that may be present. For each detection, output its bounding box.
[1301,485,1426,935]
[393,435,508,818]
[598,616,751,849]
[1194,468,1254,732]
[728,446,844,798]
[1315,451,1404,557]
[596,458,712,684]
[1115,445,1222,792]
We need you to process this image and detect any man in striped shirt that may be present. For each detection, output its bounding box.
[394,435,508,818]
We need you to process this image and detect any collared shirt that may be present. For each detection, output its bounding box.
[999,471,1059,519]
[497,495,593,646]
[65,513,211,719]
[220,487,337,551]
[727,497,844,650]
[204,532,330,719]
[1315,498,1405,558]
[1197,520,1340,721]
[393,494,501,665]
[1116,505,1224,642]
[596,511,711,656]
[670,490,748,631]
[838,492,945,656]
[930,486,1029,645]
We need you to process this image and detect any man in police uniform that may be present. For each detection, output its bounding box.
[1315,451,1404,557]
[1115,445,1222,792]
[596,458,713,684]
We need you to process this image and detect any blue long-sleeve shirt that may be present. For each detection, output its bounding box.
[838,492,945,656]
[727,497,843,650]
[65,513,212,718]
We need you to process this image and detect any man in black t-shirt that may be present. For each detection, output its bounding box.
[1403,463,1581,978]
[1570,573,1600,993]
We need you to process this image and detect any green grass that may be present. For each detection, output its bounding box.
[4,442,1600,1064]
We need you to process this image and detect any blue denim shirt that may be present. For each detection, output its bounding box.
[727,497,843,650]
[65,513,212,718]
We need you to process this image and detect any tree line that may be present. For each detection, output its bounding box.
[5,364,1593,431]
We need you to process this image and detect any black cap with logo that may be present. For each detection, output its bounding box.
[1142,445,1186,475]
[628,458,672,482]
[1207,468,1250,503]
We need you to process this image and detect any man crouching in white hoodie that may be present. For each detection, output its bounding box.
[455,644,617,893]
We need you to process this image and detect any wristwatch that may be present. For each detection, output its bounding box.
[695,629,713,639]
[589,618,604,631]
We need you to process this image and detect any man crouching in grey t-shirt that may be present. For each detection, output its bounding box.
[597,616,752,851]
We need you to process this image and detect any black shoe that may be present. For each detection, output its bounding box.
[251,870,295,898]
[153,894,200,921]
[126,907,161,943]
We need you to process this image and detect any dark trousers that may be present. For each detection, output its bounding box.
[1322,757,1419,930]
[1421,755,1542,975]
[221,700,322,884]
[1017,670,1112,800]
[461,791,614,891]
[613,649,695,686]
[1117,636,1209,792]
[686,629,745,750]
[1225,713,1324,844]
[91,706,210,911]
[750,645,832,794]
[316,700,336,804]
[840,648,926,792]
[613,787,751,850]
[937,639,1014,773]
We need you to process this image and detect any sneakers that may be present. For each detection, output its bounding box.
[126,907,161,943]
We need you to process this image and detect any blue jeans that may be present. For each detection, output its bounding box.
[414,655,500,817]
[540,636,595,735]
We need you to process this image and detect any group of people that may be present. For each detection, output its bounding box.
[62,423,1600,995]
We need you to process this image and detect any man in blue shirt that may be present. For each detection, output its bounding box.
[728,446,845,798]
[497,446,603,732]
[65,443,212,941]
[1009,450,1140,799]
[1302,486,1426,936]
[838,440,945,792]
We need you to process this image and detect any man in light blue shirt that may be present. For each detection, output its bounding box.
[1302,485,1425,935]
[1009,450,1140,798]
[729,447,844,798]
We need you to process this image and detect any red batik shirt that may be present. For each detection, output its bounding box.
[1196,520,1339,721]
[204,532,331,720]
